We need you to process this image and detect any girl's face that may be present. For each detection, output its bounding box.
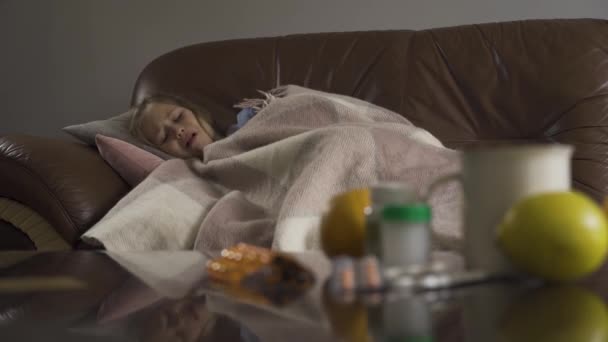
[139,102,213,158]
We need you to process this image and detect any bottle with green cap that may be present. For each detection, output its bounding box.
[365,183,416,259]
[380,203,432,272]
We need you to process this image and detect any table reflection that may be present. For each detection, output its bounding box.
[322,282,608,342]
[0,252,607,342]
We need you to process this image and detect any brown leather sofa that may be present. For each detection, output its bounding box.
[1,18,607,250]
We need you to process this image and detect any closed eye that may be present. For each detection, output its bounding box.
[174,112,183,122]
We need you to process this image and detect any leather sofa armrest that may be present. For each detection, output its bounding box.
[0,135,130,245]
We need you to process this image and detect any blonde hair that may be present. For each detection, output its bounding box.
[129,94,221,146]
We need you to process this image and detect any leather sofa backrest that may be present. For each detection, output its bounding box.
[132,19,608,201]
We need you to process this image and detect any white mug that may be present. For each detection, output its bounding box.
[427,144,574,275]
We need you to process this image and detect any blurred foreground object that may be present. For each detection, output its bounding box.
[206,243,315,305]
[498,191,608,282]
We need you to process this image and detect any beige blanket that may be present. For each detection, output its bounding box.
[83,85,462,258]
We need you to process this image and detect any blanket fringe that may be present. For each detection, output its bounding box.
[234,86,288,112]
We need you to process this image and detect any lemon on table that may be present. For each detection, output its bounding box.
[320,188,370,257]
[498,191,608,282]
[498,286,608,342]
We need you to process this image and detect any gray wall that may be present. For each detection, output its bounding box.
[1,0,606,138]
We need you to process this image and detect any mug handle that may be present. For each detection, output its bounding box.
[421,173,465,256]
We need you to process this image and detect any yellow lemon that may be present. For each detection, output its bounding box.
[499,286,608,342]
[498,191,608,282]
[321,188,370,257]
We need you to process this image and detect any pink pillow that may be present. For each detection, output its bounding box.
[95,134,164,186]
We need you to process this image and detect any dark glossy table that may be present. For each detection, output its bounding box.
[0,251,607,342]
